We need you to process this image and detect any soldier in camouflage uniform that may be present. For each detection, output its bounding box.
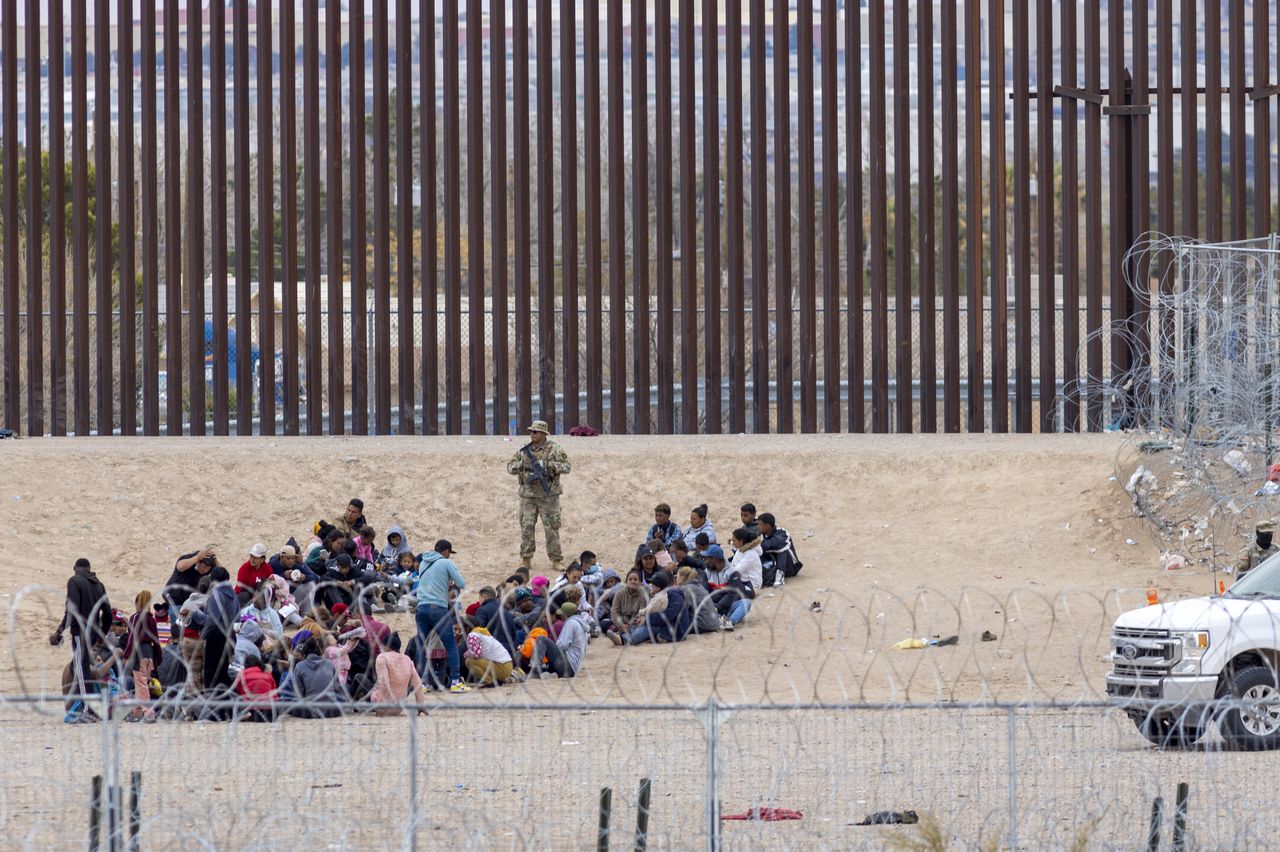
[507,420,572,572]
[1236,520,1279,579]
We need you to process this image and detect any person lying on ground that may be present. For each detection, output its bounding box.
[236,544,273,605]
[464,625,514,686]
[646,502,683,547]
[602,569,650,646]
[369,633,427,713]
[682,504,717,552]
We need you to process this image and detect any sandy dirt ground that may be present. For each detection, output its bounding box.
[0,433,1260,849]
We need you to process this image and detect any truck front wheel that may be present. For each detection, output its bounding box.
[1220,665,1280,751]
[1133,710,1206,748]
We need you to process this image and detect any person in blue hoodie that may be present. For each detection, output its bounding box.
[413,540,471,693]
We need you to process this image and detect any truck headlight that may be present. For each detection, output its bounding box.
[1174,630,1211,659]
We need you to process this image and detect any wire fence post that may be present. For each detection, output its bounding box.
[702,698,722,852]
[1008,705,1018,851]
[408,710,419,852]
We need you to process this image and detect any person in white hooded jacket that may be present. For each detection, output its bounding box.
[724,527,763,628]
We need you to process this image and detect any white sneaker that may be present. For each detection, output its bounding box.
[772,574,785,587]
[719,617,735,632]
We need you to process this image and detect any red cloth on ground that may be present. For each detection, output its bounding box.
[721,807,803,822]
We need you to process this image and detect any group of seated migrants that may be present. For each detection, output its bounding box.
[55,498,802,723]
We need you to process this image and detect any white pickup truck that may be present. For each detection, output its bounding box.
[1107,554,1280,749]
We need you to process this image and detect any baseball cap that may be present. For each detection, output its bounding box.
[701,544,725,560]
[434,539,456,554]
[514,587,533,602]
[249,543,268,558]
[280,544,298,557]
[557,602,578,619]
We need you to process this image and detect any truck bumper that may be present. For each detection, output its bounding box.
[1106,673,1219,710]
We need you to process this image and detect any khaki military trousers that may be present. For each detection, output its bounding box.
[519,494,563,563]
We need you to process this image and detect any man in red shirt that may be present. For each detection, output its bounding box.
[236,544,273,605]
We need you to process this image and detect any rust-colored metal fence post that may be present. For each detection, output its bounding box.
[303,0,323,434]
[703,0,722,434]
[727,0,746,435]
[71,0,89,435]
[187,0,205,436]
[988,0,1008,434]
[0,0,15,432]
[235,0,255,436]
[513,0,532,433]
[373,0,393,434]
[846,0,863,433]
[892,0,912,433]
[396,0,414,435]
[773,0,793,433]
[257,2,276,437]
[561,0,580,432]
[94,0,113,436]
[916,0,935,434]
[467,0,486,435]
[750,0,770,434]
[1037,0,1057,434]
[656,0,674,434]
[535,0,554,430]
[797,0,816,434]
[1061,0,1081,432]
[964,0,984,433]
[632,0,651,435]
[868,0,887,433]
[280,0,299,436]
[1012,0,1031,432]
[24,0,43,436]
[607,0,627,435]
[329,0,348,435]
[139,0,156,436]
[585,0,603,432]
[493,0,511,435]
[210,0,228,436]
[941,0,960,433]
[678,0,697,434]
[420,0,439,435]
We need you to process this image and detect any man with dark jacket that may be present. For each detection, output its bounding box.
[486,591,528,664]
[317,553,376,609]
[50,558,113,707]
[190,567,239,693]
[759,513,802,587]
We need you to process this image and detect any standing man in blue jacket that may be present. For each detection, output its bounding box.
[413,540,471,693]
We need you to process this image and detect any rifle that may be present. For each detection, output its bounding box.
[521,444,553,494]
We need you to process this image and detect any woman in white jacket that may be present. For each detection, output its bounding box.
[725,527,764,627]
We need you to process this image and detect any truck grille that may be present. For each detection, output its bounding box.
[1112,663,1172,679]
[1114,627,1171,640]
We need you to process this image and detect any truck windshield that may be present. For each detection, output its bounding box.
[1227,551,1280,597]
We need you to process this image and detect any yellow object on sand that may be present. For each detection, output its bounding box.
[891,638,927,650]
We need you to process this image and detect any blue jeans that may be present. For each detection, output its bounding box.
[416,605,461,683]
[729,598,753,625]
[627,626,652,645]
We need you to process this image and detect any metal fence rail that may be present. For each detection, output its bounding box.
[0,2,1263,437]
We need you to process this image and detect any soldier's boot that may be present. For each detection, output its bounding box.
[520,556,533,570]
[550,560,564,575]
